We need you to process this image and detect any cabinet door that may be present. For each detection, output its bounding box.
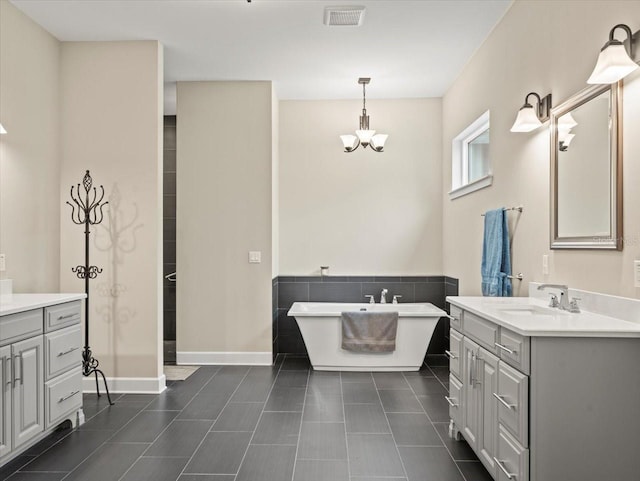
[0,346,11,458]
[476,348,499,478]
[462,337,480,450]
[12,336,44,449]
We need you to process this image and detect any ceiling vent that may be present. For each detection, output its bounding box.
[323,6,366,27]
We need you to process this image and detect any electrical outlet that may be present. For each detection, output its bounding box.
[542,254,549,275]
[248,251,261,264]
[0,254,5,272]
[634,260,640,288]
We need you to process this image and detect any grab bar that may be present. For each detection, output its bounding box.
[165,272,176,282]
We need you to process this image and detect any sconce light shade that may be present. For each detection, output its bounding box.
[510,105,542,132]
[557,113,578,131]
[340,134,358,152]
[587,24,639,84]
[0,123,6,135]
[370,134,388,152]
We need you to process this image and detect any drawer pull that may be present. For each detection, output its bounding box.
[444,396,459,407]
[444,314,458,322]
[57,347,80,357]
[444,350,458,360]
[5,357,11,387]
[57,313,77,321]
[493,457,516,479]
[59,390,80,403]
[14,355,23,386]
[495,342,516,355]
[493,392,516,410]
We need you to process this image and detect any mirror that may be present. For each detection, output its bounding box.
[550,82,622,250]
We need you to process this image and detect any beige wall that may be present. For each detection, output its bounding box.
[279,99,443,276]
[272,89,280,278]
[0,1,60,292]
[59,41,164,379]
[176,81,273,356]
[442,0,640,298]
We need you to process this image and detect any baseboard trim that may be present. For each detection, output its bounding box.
[82,374,167,394]
[177,351,273,365]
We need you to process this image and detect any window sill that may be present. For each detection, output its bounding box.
[449,174,493,200]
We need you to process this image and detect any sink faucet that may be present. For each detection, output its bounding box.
[380,289,388,304]
[537,284,570,310]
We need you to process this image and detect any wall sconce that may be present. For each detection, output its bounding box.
[0,123,6,134]
[587,24,639,84]
[510,92,552,132]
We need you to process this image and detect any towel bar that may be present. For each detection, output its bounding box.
[507,273,524,281]
[481,206,523,216]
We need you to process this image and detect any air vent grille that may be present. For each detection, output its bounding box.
[324,6,366,27]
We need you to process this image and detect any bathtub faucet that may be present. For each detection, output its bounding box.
[380,289,389,304]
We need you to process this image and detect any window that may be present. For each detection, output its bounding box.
[450,110,492,199]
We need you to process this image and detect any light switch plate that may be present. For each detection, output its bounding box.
[0,254,5,272]
[542,254,549,275]
[634,260,640,288]
[249,251,261,264]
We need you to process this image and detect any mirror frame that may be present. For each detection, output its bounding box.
[550,81,623,250]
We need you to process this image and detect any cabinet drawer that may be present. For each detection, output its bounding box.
[447,374,463,426]
[45,301,81,333]
[45,325,82,381]
[45,367,82,429]
[447,328,463,379]
[496,361,528,447]
[496,426,529,481]
[449,305,462,331]
[0,309,43,347]
[463,311,498,353]
[496,327,530,374]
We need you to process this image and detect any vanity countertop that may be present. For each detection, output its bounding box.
[0,293,86,316]
[447,296,640,338]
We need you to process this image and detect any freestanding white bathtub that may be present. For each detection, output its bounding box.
[287,302,446,371]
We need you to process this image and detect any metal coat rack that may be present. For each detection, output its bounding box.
[66,170,113,405]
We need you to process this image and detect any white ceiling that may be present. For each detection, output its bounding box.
[11,0,511,111]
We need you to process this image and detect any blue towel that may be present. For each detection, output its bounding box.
[481,208,512,297]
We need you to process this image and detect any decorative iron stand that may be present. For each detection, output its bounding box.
[66,170,113,405]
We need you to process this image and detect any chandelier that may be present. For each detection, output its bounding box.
[340,78,388,153]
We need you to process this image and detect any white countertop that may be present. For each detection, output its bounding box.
[0,293,86,316]
[447,296,640,338]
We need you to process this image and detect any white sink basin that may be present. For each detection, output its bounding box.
[493,305,561,316]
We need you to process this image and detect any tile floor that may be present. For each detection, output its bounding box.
[1,356,492,481]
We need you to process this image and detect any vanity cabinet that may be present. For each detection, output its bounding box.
[447,300,640,481]
[0,297,84,466]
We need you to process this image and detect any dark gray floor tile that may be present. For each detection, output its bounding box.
[117,393,158,404]
[146,419,213,457]
[403,369,435,378]
[373,373,410,389]
[179,476,235,481]
[6,473,67,480]
[387,413,443,446]
[433,423,478,461]
[185,431,251,474]
[264,387,306,411]
[236,445,296,481]
[252,411,302,445]
[231,379,274,402]
[456,461,493,481]
[341,372,373,383]
[23,423,73,455]
[110,410,177,442]
[303,401,344,422]
[306,383,343,405]
[430,366,450,383]
[406,376,448,395]
[20,429,114,472]
[307,373,341,393]
[351,478,406,481]
[298,422,347,460]
[178,392,231,420]
[281,356,311,370]
[398,446,464,481]
[294,459,349,481]
[78,404,143,431]
[345,404,389,433]
[417,395,450,422]
[145,389,196,411]
[379,390,423,413]
[342,382,380,403]
[121,456,188,481]
[213,402,264,432]
[347,434,405,477]
[63,442,148,481]
[275,370,309,387]
[82,393,124,419]
[1,457,37,481]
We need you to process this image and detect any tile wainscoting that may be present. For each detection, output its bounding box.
[272,276,459,361]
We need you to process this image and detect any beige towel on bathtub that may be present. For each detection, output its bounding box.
[341,311,399,353]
